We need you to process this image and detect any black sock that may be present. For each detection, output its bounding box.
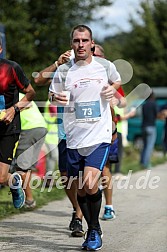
[86,189,102,230]
[77,194,90,225]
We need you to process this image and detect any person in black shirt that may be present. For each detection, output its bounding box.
[0,35,35,208]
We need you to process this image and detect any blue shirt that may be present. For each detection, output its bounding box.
[57,107,66,140]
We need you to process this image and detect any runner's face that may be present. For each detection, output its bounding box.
[71,29,93,62]
[94,47,104,58]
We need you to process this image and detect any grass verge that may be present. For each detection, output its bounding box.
[0,183,65,220]
[121,145,167,174]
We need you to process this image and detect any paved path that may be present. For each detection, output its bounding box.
[0,163,167,252]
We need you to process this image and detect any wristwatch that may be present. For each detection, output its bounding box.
[13,105,20,114]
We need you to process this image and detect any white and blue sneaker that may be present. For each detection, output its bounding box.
[10,173,25,209]
[102,206,116,220]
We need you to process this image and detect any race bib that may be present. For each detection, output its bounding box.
[75,101,101,122]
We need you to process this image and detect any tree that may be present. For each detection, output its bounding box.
[0,0,113,100]
[122,0,167,90]
[0,1,37,64]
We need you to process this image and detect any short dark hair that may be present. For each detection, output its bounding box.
[70,24,93,40]
[91,46,95,53]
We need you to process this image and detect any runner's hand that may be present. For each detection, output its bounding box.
[49,92,68,106]
[100,85,115,101]
[57,50,72,65]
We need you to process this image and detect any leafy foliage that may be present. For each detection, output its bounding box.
[122,0,167,90]
[101,0,167,94]
[0,0,166,98]
[0,0,113,100]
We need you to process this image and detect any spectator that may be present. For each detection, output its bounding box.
[140,91,158,168]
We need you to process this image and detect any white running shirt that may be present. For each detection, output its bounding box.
[49,56,121,149]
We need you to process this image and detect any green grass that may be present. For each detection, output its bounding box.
[0,182,65,220]
[121,144,167,174]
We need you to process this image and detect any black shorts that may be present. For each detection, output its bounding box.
[58,139,67,173]
[0,134,19,165]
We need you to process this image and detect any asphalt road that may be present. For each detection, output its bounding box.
[0,162,167,252]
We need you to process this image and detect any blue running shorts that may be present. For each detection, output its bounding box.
[58,139,67,173]
[108,138,119,163]
[67,142,110,177]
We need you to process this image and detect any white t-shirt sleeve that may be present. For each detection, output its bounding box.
[49,69,63,93]
[108,61,121,83]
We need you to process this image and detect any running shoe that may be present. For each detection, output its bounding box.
[97,224,103,238]
[10,173,25,209]
[71,218,84,237]
[69,210,76,230]
[82,239,88,251]
[86,229,102,251]
[24,199,36,209]
[82,225,102,251]
[102,206,116,220]
[82,230,90,250]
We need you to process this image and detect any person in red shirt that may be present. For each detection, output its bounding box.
[93,44,126,221]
